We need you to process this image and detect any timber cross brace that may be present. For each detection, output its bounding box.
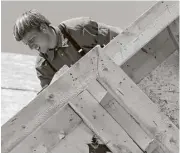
[2,1,179,153]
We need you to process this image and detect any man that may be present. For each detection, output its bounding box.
[13,9,122,90]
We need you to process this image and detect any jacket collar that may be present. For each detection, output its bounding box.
[47,25,69,61]
[51,25,69,48]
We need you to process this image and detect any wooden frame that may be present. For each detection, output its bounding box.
[104,1,179,66]
[2,1,179,153]
[2,45,178,153]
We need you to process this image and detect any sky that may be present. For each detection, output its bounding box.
[1,1,156,56]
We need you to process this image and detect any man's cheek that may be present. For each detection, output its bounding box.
[42,39,49,47]
[38,40,47,48]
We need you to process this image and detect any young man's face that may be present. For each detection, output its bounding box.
[22,28,50,54]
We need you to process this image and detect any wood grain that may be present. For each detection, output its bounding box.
[9,105,82,153]
[87,79,161,152]
[96,48,179,153]
[69,90,143,153]
[104,1,178,66]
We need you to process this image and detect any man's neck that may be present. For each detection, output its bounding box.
[48,26,58,49]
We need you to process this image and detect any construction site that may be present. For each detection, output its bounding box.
[1,1,179,153]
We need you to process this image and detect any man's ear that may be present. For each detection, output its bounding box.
[39,24,48,33]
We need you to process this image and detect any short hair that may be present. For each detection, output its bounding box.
[13,9,51,41]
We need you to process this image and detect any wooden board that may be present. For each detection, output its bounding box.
[2,43,179,153]
[1,65,86,153]
[95,47,179,153]
[8,104,121,153]
[87,79,160,152]
[2,1,179,153]
[69,90,143,153]
[9,105,82,153]
[51,122,111,153]
[121,24,178,83]
[138,50,179,128]
[50,65,69,85]
[167,18,179,50]
[104,1,179,66]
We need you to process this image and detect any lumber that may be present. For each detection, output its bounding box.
[1,65,86,153]
[9,105,82,153]
[2,1,179,152]
[1,45,101,153]
[50,65,69,85]
[2,44,179,153]
[104,1,179,66]
[167,18,179,50]
[121,24,178,83]
[51,122,107,153]
[69,90,143,153]
[95,46,179,153]
[87,79,161,153]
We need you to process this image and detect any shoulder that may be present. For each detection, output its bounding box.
[98,22,122,33]
[61,17,97,29]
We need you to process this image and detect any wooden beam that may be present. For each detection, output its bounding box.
[2,1,179,150]
[104,1,179,66]
[1,64,86,153]
[1,45,101,153]
[167,17,179,50]
[2,44,179,153]
[9,105,82,153]
[51,122,107,153]
[50,65,69,85]
[69,90,143,153]
[121,25,178,83]
[95,47,179,153]
[87,79,161,153]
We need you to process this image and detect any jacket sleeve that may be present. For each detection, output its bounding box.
[35,56,55,88]
[97,22,123,46]
[77,17,122,50]
[63,17,122,53]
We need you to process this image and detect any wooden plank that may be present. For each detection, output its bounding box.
[121,26,177,83]
[104,1,179,66]
[1,45,103,153]
[167,17,179,50]
[50,65,69,85]
[3,42,178,153]
[3,1,178,149]
[138,50,179,128]
[9,105,82,153]
[69,90,143,153]
[95,47,179,153]
[87,79,161,152]
[51,122,110,153]
[1,64,86,153]
[2,42,106,153]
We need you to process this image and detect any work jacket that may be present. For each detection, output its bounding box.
[35,17,122,88]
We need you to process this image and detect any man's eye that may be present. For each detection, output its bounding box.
[28,36,36,44]
[29,38,35,44]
